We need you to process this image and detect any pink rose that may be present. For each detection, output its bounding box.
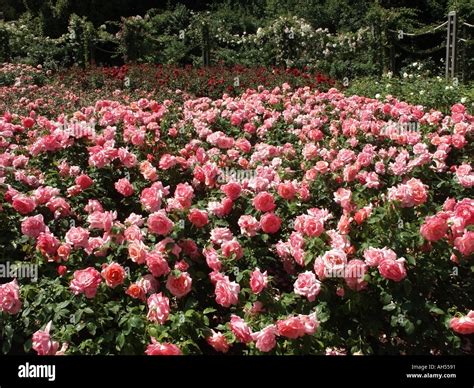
[0,279,21,314]
[145,338,182,355]
[215,278,240,307]
[36,232,60,257]
[250,268,268,294]
[260,212,281,234]
[277,181,297,200]
[221,239,243,260]
[75,174,93,190]
[238,215,260,237]
[101,262,126,288]
[454,231,474,256]
[12,195,36,215]
[147,293,170,324]
[294,271,321,302]
[252,191,276,212]
[229,315,253,343]
[378,258,407,282]
[450,311,474,335]
[21,215,47,238]
[173,183,194,209]
[147,211,174,235]
[344,259,368,291]
[276,316,306,339]
[166,272,192,298]
[145,252,170,277]
[70,267,102,298]
[188,208,209,228]
[207,330,230,353]
[221,182,242,200]
[128,240,148,264]
[210,227,233,245]
[251,325,278,352]
[363,247,397,267]
[65,227,90,248]
[115,178,134,197]
[32,321,61,355]
[420,215,448,242]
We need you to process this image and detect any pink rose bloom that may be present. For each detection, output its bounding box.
[420,215,448,241]
[277,181,297,200]
[260,212,281,234]
[207,330,230,353]
[294,271,321,302]
[250,268,268,294]
[450,311,474,335]
[363,247,397,267]
[21,214,47,238]
[128,240,148,264]
[115,178,134,197]
[101,262,126,288]
[277,316,306,339]
[221,239,243,260]
[299,312,320,335]
[75,174,93,190]
[210,227,233,245]
[333,188,352,209]
[454,231,474,256]
[87,210,116,231]
[344,259,368,291]
[159,154,177,170]
[238,215,260,237]
[166,272,192,298]
[124,225,143,241]
[70,267,102,298]
[36,232,60,257]
[252,191,276,212]
[321,249,347,277]
[145,338,182,355]
[203,247,222,272]
[455,164,474,188]
[84,199,103,213]
[0,279,22,314]
[147,211,174,235]
[147,293,170,324]
[140,161,158,181]
[145,252,170,277]
[65,227,90,248]
[12,194,36,215]
[221,182,242,200]
[138,274,159,295]
[174,183,194,209]
[229,315,253,343]
[378,258,407,282]
[188,208,209,228]
[215,278,240,307]
[252,325,278,352]
[32,321,61,355]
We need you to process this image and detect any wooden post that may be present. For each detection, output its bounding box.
[445,11,457,79]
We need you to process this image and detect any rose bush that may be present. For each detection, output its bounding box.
[0,75,473,355]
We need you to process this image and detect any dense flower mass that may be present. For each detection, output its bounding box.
[0,72,473,355]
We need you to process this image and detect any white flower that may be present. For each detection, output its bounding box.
[403,72,408,78]
[460,97,467,103]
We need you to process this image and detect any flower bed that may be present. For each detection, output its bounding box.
[0,81,473,355]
